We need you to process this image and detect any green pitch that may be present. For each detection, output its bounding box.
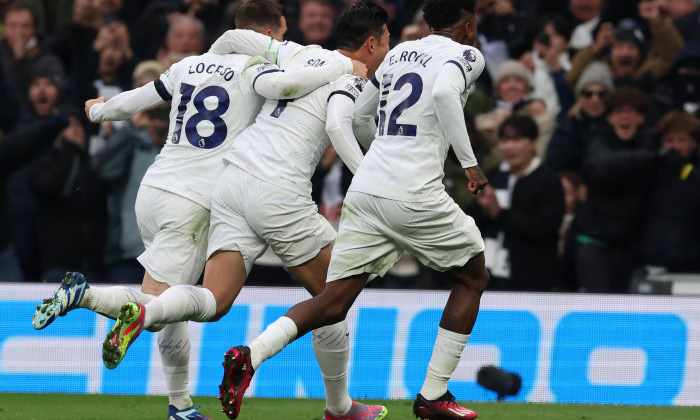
[1,393,699,419]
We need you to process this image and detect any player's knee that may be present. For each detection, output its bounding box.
[211,304,231,322]
[325,300,351,324]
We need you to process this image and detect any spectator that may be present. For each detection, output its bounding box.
[468,115,565,291]
[526,14,575,119]
[568,0,605,49]
[567,2,685,92]
[637,110,700,272]
[0,3,64,102]
[156,14,205,69]
[398,9,430,44]
[475,59,556,157]
[574,86,656,292]
[662,0,700,43]
[652,42,700,116]
[556,171,586,291]
[92,60,166,284]
[6,71,63,281]
[547,61,613,172]
[288,0,338,49]
[0,68,68,282]
[46,0,104,75]
[476,0,531,78]
[29,107,107,283]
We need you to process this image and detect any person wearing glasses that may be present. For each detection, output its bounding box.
[546,61,613,173]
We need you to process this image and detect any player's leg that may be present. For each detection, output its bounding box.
[286,245,357,417]
[404,196,487,420]
[220,192,398,419]
[32,186,175,330]
[31,271,158,329]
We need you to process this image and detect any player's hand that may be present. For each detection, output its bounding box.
[85,97,106,123]
[351,60,368,80]
[465,165,488,196]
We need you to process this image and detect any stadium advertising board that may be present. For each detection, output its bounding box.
[1,284,697,405]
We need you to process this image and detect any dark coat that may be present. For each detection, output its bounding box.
[468,162,565,291]
[638,150,700,272]
[575,126,657,246]
[29,140,107,273]
[546,111,607,173]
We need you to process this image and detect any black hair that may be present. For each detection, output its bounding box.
[498,115,539,141]
[235,0,284,31]
[336,1,388,52]
[532,14,573,43]
[604,86,648,116]
[423,0,476,31]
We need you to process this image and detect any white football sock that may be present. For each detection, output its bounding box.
[313,320,352,415]
[249,316,298,370]
[143,285,217,329]
[159,322,193,410]
[81,287,154,319]
[419,327,470,400]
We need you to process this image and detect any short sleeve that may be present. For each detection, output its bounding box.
[444,47,485,91]
[242,56,283,89]
[154,63,180,101]
[328,75,366,103]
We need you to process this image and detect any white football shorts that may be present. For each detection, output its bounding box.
[207,164,336,274]
[135,185,210,286]
[327,191,485,282]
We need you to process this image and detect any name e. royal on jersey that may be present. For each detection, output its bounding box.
[187,62,236,81]
[388,50,433,67]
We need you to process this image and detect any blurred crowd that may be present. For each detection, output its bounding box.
[1,0,699,294]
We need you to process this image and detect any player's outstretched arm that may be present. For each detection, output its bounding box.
[209,29,304,66]
[352,76,380,150]
[326,87,365,173]
[87,82,165,123]
[247,56,361,100]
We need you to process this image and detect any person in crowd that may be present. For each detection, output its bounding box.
[475,0,531,78]
[0,68,68,282]
[475,59,556,157]
[468,115,564,291]
[651,42,700,116]
[568,0,605,50]
[46,0,104,75]
[6,71,64,281]
[566,1,685,92]
[637,110,700,272]
[547,61,612,172]
[0,3,64,102]
[67,19,134,110]
[93,61,167,284]
[524,14,575,119]
[556,171,586,291]
[574,86,657,293]
[289,0,338,49]
[156,14,206,69]
[662,0,700,43]
[29,107,107,282]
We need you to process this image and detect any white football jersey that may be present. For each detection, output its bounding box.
[140,53,267,209]
[349,35,485,202]
[224,45,365,197]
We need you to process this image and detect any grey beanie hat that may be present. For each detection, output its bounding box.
[494,60,533,90]
[575,62,614,97]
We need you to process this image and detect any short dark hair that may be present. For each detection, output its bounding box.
[423,0,476,31]
[604,86,648,116]
[498,115,539,141]
[235,0,284,32]
[656,110,700,138]
[4,3,37,27]
[336,1,388,52]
